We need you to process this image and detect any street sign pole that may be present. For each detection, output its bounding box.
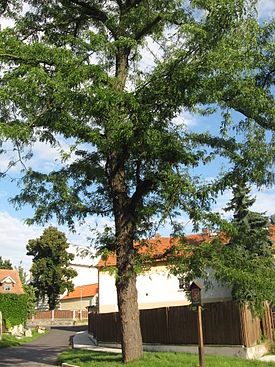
[197,304,205,367]
[190,281,205,367]
[0,311,2,341]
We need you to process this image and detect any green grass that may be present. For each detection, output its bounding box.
[57,350,275,367]
[0,329,48,349]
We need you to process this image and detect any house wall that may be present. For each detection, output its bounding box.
[70,264,98,287]
[59,297,92,311]
[98,265,232,313]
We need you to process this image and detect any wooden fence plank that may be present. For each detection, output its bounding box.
[88,301,262,347]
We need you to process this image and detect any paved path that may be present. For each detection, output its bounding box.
[0,325,87,367]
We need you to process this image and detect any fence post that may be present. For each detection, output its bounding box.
[165,307,169,344]
[73,310,76,320]
[240,305,248,347]
[0,311,2,341]
[51,310,54,321]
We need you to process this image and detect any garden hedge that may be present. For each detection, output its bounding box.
[0,294,28,329]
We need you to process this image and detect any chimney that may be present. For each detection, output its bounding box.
[202,228,208,236]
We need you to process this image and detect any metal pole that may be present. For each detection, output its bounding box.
[80,287,82,321]
[0,311,2,341]
[197,305,205,367]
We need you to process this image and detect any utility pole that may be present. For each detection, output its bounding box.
[80,287,82,321]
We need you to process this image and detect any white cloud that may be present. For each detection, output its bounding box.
[258,0,275,19]
[212,186,275,220]
[0,212,43,269]
[0,210,114,271]
[250,187,275,215]
[172,110,197,128]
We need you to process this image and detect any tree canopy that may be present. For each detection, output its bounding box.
[0,256,13,269]
[26,226,77,310]
[0,0,274,362]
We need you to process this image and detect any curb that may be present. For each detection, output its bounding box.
[62,363,80,367]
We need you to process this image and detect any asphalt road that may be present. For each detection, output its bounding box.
[0,325,87,367]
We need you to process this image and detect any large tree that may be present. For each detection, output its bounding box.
[0,0,274,362]
[26,226,77,310]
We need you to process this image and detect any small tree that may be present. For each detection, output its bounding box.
[27,226,77,310]
[15,262,37,317]
[0,256,13,270]
[170,181,275,314]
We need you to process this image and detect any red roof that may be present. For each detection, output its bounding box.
[96,231,222,268]
[61,283,98,300]
[97,226,275,268]
[0,269,24,295]
[269,225,275,244]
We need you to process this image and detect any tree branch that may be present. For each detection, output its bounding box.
[68,0,117,37]
[130,178,155,211]
[135,15,162,40]
[69,0,108,22]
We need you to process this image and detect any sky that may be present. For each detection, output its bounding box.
[0,1,274,271]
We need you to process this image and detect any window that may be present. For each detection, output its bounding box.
[4,284,11,291]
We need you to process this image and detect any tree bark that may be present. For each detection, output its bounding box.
[108,151,143,362]
[116,247,143,362]
[107,41,143,362]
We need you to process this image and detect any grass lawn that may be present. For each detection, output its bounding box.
[0,329,48,349]
[57,350,275,367]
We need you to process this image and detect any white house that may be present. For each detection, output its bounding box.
[96,232,232,313]
[69,247,99,287]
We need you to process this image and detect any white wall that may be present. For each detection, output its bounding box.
[70,264,98,287]
[98,265,232,313]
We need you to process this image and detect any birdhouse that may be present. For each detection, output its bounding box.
[190,280,203,305]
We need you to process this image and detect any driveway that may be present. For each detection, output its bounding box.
[0,325,87,367]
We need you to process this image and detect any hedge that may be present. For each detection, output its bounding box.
[0,294,28,329]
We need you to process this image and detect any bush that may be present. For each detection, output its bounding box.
[0,294,28,328]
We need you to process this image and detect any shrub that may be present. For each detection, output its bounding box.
[0,294,28,328]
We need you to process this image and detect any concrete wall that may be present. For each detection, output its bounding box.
[98,265,232,313]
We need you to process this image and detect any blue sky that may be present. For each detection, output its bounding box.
[0,1,274,271]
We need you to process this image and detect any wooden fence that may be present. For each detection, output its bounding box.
[31,309,88,320]
[89,301,272,347]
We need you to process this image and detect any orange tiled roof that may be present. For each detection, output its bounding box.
[96,231,221,268]
[269,225,275,244]
[61,283,98,300]
[0,269,24,295]
[97,226,275,268]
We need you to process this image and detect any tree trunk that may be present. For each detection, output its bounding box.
[110,43,143,362]
[115,227,143,362]
[108,152,143,362]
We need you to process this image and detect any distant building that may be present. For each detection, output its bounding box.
[60,283,98,311]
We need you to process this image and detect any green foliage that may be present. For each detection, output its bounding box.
[15,262,37,317]
[0,1,273,238]
[170,183,275,315]
[0,293,28,328]
[0,1,274,360]
[0,256,13,269]
[27,226,77,310]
